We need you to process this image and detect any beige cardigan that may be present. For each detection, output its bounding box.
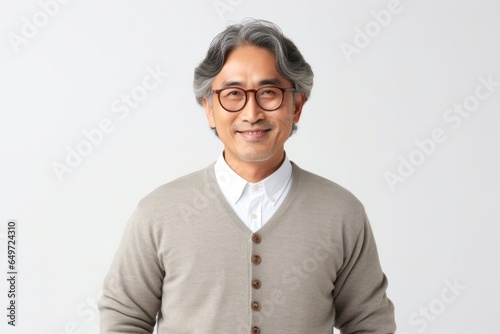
[99,163,396,333]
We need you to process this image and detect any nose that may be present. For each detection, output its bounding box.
[239,92,266,124]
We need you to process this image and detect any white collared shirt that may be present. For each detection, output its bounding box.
[214,153,293,232]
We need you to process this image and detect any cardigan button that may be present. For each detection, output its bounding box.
[251,301,261,311]
[252,279,261,289]
[252,233,262,244]
[251,255,261,265]
[251,326,261,334]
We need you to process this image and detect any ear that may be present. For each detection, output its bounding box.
[292,92,306,123]
[203,98,216,128]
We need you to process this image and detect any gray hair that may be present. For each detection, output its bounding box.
[193,19,314,107]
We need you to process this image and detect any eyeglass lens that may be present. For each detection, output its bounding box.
[218,87,284,111]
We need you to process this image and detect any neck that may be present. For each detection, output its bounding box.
[224,151,285,183]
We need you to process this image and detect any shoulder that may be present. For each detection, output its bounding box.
[291,162,365,215]
[135,164,214,219]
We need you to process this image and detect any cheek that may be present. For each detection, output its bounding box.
[214,111,237,132]
[278,111,297,126]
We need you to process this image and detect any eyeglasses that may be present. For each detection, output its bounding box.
[210,86,296,112]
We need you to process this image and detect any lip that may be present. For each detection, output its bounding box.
[237,129,271,140]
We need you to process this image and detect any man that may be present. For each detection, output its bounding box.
[99,19,396,333]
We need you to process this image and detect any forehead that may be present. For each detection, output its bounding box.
[213,45,290,87]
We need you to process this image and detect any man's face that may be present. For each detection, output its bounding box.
[204,45,305,170]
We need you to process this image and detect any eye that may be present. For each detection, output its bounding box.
[222,88,244,99]
[259,87,279,98]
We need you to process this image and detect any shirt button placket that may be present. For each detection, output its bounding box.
[251,233,262,333]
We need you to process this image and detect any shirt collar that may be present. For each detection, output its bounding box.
[214,152,293,206]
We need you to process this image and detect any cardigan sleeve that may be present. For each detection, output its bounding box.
[98,208,164,333]
[333,207,396,333]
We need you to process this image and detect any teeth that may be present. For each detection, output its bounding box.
[244,131,264,134]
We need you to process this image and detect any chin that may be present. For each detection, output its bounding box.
[237,150,275,162]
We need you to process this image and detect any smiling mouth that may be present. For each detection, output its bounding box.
[239,130,269,135]
[237,129,271,139]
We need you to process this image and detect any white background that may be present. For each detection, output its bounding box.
[1,0,499,333]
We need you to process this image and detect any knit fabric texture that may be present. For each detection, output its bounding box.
[99,162,396,333]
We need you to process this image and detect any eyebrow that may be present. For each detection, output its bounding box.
[220,78,284,88]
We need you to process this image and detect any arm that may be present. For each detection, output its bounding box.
[333,208,396,333]
[98,208,164,333]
